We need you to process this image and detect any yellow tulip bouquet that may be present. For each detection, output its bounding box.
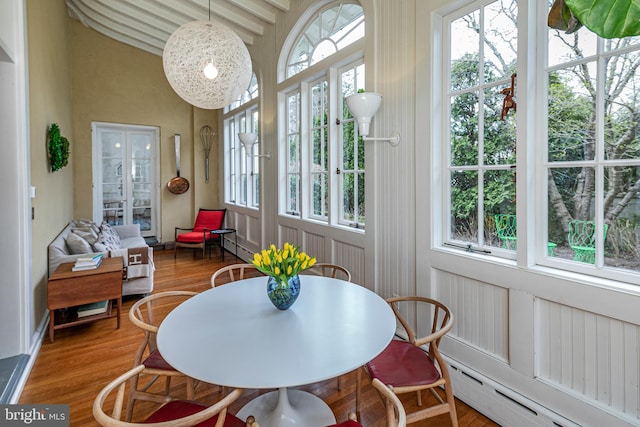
[252,242,316,283]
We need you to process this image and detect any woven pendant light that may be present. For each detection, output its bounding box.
[163,19,252,110]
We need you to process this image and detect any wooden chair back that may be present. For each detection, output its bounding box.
[211,263,263,287]
[93,365,253,426]
[302,262,352,281]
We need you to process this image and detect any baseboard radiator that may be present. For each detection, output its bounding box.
[444,356,580,427]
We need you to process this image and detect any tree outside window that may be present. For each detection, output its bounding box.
[442,0,640,276]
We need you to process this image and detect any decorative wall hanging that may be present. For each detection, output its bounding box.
[48,123,70,172]
[200,125,215,182]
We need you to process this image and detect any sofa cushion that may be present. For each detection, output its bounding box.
[66,232,93,254]
[72,227,98,245]
[100,222,122,247]
[93,232,121,252]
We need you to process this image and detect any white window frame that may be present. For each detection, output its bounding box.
[435,0,640,286]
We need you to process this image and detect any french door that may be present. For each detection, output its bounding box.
[92,122,159,238]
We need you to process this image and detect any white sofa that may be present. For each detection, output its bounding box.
[48,220,154,296]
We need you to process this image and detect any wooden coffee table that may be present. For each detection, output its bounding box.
[47,257,124,342]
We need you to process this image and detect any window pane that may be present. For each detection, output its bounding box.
[450,11,479,91]
[287,4,364,78]
[603,166,640,272]
[483,86,516,166]
[604,50,640,161]
[484,1,517,82]
[484,169,516,250]
[288,175,299,213]
[451,92,479,166]
[548,24,597,67]
[342,172,354,221]
[451,170,479,243]
[547,67,596,163]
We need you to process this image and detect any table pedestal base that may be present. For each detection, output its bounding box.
[237,387,336,427]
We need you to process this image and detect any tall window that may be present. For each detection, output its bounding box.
[445,1,518,252]
[224,74,259,208]
[281,2,365,228]
[439,0,640,282]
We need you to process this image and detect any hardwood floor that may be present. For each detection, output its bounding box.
[19,249,500,426]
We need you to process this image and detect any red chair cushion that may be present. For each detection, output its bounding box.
[193,209,225,232]
[366,339,441,387]
[142,350,177,371]
[144,400,246,426]
[326,421,362,427]
[176,231,209,243]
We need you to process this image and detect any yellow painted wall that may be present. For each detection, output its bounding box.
[27,0,74,329]
[68,20,219,243]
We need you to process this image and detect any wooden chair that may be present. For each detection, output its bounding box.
[356,296,458,426]
[175,208,226,258]
[328,379,405,427]
[94,365,258,426]
[301,262,351,389]
[126,291,198,421]
[211,263,263,287]
[302,262,352,281]
[568,219,609,264]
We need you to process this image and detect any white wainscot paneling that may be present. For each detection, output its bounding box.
[278,225,298,246]
[302,231,326,261]
[331,240,365,285]
[433,269,509,363]
[537,299,640,421]
[246,214,260,246]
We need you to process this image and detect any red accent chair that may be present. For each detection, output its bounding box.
[356,296,457,426]
[175,208,226,258]
[94,365,258,426]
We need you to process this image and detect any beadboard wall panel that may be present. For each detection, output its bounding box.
[537,299,640,420]
[331,239,366,285]
[433,269,510,363]
[372,0,417,299]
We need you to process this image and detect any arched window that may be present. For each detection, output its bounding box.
[223,73,260,208]
[286,3,364,79]
[280,2,366,229]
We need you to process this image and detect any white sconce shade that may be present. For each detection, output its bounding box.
[238,132,258,149]
[346,92,382,136]
[238,133,270,159]
[345,92,400,146]
[163,20,252,110]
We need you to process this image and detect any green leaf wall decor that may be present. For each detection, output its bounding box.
[48,123,70,172]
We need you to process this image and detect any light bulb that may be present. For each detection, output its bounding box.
[203,61,218,80]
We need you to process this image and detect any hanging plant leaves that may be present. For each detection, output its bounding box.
[553,0,640,39]
[548,0,583,34]
[48,123,70,172]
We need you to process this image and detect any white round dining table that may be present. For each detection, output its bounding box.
[157,275,396,427]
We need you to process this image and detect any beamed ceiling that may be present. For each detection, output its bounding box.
[65,0,291,56]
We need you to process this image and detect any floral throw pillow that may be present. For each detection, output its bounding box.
[93,232,120,252]
[100,222,121,247]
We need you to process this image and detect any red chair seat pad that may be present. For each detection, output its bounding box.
[144,400,246,426]
[142,350,177,371]
[176,232,213,243]
[367,339,441,387]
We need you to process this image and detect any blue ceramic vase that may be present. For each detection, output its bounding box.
[266,274,300,310]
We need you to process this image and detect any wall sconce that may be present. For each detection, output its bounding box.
[238,133,271,159]
[345,92,400,146]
